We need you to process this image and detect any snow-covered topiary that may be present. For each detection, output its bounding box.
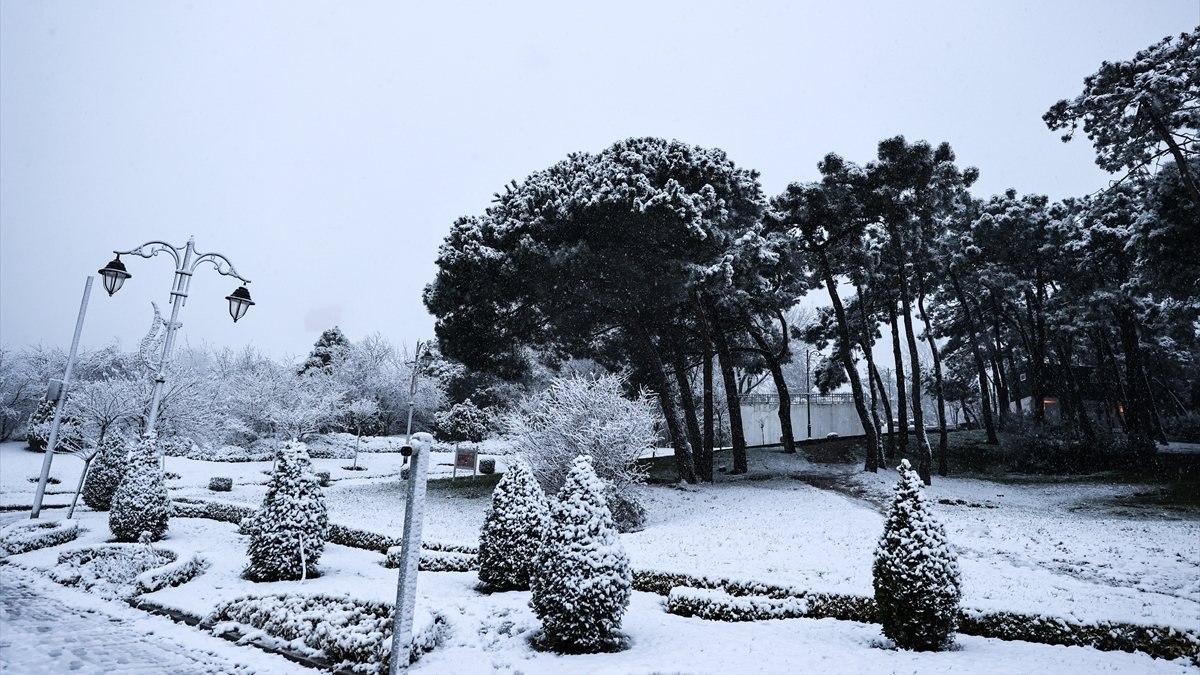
[434,399,493,445]
[108,435,171,542]
[873,459,962,651]
[529,455,632,652]
[244,440,329,581]
[477,461,547,590]
[83,435,128,511]
[26,399,84,452]
[504,374,654,532]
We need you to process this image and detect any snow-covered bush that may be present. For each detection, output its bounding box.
[25,399,84,452]
[529,455,632,653]
[0,519,82,555]
[477,460,546,591]
[505,374,655,532]
[50,545,176,599]
[434,399,493,445]
[208,477,233,492]
[873,459,962,651]
[211,593,446,674]
[83,435,127,511]
[133,552,209,594]
[109,435,172,542]
[244,440,329,581]
[479,458,496,474]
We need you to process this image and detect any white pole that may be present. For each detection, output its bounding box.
[389,432,433,675]
[31,277,93,518]
[144,238,195,438]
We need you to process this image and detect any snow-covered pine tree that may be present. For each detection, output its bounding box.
[477,460,546,591]
[83,434,128,511]
[26,399,84,452]
[529,455,632,653]
[297,326,350,376]
[109,434,171,542]
[244,440,329,581]
[873,459,962,651]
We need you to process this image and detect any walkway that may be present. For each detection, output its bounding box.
[0,564,307,674]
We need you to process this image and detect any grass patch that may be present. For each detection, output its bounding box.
[426,472,502,498]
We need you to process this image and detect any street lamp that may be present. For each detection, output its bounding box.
[804,348,821,439]
[100,236,252,436]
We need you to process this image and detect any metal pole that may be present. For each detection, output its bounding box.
[144,238,194,437]
[403,341,423,445]
[389,432,432,675]
[806,350,813,439]
[31,277,93,518]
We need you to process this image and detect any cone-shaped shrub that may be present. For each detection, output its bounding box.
[530,455,631,652]
[109,434,171,542]
[873,459,962,651]
[83,435,128,511]
[245,440,329,581]
[478,461,547,590]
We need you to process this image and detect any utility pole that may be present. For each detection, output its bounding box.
[31,277,93,518]
[388,431,434,674]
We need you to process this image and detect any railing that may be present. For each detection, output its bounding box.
[741,393,858,406]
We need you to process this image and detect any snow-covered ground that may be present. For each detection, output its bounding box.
[2,440,1198,672]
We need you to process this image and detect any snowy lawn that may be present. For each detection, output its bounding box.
[2,510,1194,674]
[3,440,1197,659]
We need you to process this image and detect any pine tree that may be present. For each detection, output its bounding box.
[477,461,546,591]
[109,434,172,542]
[873,459,962,651]
[529,455,632,653]
[26,399,84,452]
[245,440,329,581]
[297,327,351,375]
[83,434,127,511]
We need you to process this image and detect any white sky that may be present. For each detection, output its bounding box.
[2,1,1197,361]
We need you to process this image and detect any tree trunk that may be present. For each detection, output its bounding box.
[640,331,698,483]
[1025,289,1047,423]
[693,296,716,482]
[950,272,997,444]
[1113,304,1157,457]
[744,317,797,454]
[990,308,1012,426]
[890,227,933,485]
[817,252,880,472]
[889,301,909,457]
[706,300,748,474]
[1141,101,1200,204]
[854,285,883,471]
[916,286,949,476]
[672,352,704,456]
[871,358,896,459]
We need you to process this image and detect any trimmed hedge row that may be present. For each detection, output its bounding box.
[211,593,446,674]
[0,519,82,555]
[668,587,809,621]
[384,546,479,572]
[134,553,210,594]
[648,569,1199,664]
[175,499,480,557]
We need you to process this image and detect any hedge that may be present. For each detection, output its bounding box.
[0,519,82,555]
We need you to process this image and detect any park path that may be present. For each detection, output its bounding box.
[0,563,307,675]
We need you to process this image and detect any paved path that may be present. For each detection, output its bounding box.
[0,564,306,675]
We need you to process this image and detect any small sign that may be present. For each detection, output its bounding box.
[453,447,478,478]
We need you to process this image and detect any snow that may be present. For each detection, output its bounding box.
[1,441,1197,672]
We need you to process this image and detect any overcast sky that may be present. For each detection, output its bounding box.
[2,1,1197,362]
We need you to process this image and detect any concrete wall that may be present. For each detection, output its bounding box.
[740,394,866,445]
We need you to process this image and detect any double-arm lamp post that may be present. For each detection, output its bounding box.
[98,236,254,437]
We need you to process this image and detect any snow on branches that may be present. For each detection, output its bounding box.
[477,460,547,591]
[873,459,962,651]
[529,455,632,653]
[244,440,329,582]
[504,373,654,532]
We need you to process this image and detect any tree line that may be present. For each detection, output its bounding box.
[423,27,1199,484]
